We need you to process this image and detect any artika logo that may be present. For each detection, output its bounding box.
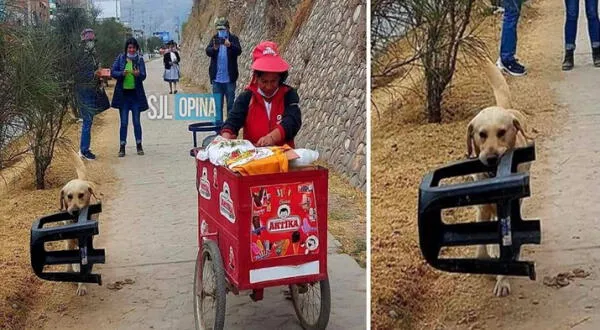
[263,47,276,56]
[147,93,223,121]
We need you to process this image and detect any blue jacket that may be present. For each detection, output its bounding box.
[205,33,242,83]
[110,53,149,111]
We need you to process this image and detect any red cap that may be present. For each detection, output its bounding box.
[251,41,290,73]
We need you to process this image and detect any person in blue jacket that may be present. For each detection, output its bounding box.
[111,37,149,157]
[205,17,242,119]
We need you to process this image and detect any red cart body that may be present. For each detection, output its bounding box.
[196,158,329,291]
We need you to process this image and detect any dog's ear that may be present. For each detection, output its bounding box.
[60,188,66,211]
[512,116,531,141]
[466,120,475,158]
[88,186,99,201]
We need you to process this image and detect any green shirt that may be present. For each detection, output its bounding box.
[123,60,135,90]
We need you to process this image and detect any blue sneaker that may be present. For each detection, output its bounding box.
[497,58,527,76]
[80,150,96,160]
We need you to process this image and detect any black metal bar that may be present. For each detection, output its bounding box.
[30,203,105,285]
[417,144,540,279]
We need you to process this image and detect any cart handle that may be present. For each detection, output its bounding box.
[188,122,222,157]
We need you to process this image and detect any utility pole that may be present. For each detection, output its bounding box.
[175,16,180,44]
[129,0,133,29]
[27,0,31,25]
[142,8,146,54]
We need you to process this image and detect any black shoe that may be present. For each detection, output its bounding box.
[174,90,178,94]
[562,49,574,71]
[497,58,527,76]
[136,143,144,155]
[593,47,600,67]
[119,145,125,157]
[79,150,96,160]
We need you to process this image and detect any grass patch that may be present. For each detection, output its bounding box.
[326,165,366,268]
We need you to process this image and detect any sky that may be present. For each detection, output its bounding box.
[92,0,193,40]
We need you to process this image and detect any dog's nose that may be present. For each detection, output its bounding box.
[486,156,498,166]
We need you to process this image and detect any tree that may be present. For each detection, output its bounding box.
[372,0,486,123]
[53,6,93,119]
[0,25,26,171]
[93,18,130,68]
[8,24,69,188]
[146,36,163,53]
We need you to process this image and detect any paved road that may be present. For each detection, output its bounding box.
[41,59,366,329]
[479,4,600,329]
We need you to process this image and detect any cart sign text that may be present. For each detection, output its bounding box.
[220,182,235,223]
[267,216,301,233]
[199,167,211,200]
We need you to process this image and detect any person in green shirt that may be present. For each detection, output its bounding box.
[110,38,149,157]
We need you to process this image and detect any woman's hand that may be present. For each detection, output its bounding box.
[256,135,275,147]
[133,69,140,77]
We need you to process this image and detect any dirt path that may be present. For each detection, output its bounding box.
[32,59,366,329]
[475,3,600,329]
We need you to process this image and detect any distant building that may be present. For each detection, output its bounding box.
[1,0,51,25]
[56,0,92,10]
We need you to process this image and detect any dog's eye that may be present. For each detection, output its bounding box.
[78,193,84,199]
[479,131,487,139]
[67,194,73,200]
[497,129,506,138]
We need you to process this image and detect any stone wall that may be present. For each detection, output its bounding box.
[181,0,366,190]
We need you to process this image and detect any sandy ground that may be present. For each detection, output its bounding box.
[0,110,120,329]
[370,0,600,328]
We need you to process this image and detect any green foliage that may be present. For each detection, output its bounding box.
[93,18,130,67]
[0,2,146,184]
[146,36,163,52]
[4,23,69,188]
[0,3,129,187]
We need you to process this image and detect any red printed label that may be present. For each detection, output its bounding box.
[250,182,319,262]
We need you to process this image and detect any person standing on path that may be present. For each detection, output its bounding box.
[220,41,301,148]
[205,17,242,120]
[562,0,600,70]
[496,0,527,76]
[111,37,149,157]
[163,40,181,94]
[75,28,110,160]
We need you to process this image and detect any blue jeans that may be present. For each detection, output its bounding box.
[119,91,142,145]
[565,0,600,50]
[500,0,523,62]
[212,82,236,121]
[80,109,93,154]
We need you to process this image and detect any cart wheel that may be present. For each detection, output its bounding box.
[290,278,331,330]
[194,240,226,330]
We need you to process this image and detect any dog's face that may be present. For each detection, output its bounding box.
[60,179,94,215]
[467,107,525,166]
